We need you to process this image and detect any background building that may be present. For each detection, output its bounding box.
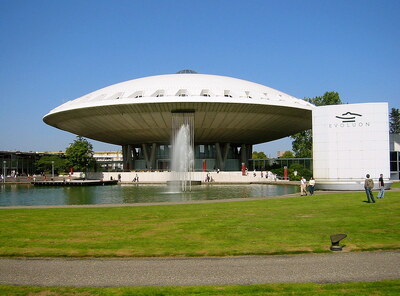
[0,151,38,176]
[390,134,400,180]
[43,71,314,171]
[93,151,123,172]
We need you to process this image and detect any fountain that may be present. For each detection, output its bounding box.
[169,112,195,192]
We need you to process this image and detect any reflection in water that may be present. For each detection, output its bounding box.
[0,184,299,207]
[63,187,96,205]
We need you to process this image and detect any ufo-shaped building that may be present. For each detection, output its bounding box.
[44,71,314,171]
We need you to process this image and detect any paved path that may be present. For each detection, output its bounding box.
[1,251,399,287]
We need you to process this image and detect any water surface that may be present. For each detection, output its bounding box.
[0,184,299,206]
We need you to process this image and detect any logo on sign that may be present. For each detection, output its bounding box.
[329,111,370,128]
[335,112,362,123]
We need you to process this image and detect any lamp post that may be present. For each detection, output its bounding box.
[3,160,6,183]
[51,161,54,180]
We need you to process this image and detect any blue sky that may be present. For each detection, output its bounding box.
[0,0,399,157]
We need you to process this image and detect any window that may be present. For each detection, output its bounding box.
[152,90,165,97]
[106,92,123,100]
[176,89,188,97]
[128,91,143,98]
[224,90,232,98]
[201,89,211,97]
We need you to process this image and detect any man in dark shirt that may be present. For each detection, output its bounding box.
[377,173,385,199]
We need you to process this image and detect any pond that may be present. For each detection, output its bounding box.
[0,184,299,207]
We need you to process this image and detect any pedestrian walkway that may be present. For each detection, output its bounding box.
[1,251,399,287]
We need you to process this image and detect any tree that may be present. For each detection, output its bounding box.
[279,150,295,158]
[389,108,400,134]
[304,91,342,106]
[291,91,342,157]
[252,151,267,159]
[269,163,312,181]
[291,130,312,158]
[65,136,95,172]
[36,155,67,175]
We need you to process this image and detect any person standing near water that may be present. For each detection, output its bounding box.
[308,177,315,195]
[300,176,307,196]
[377,173,385,199]
[364,174,375,203]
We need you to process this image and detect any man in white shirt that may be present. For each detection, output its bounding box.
[300,176,307,196]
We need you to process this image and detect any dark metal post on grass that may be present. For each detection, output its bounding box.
[330,234,347,251]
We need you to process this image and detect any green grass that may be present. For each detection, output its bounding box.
[1,280,400,295]
[0,192,399,257]
[391,181,400,188]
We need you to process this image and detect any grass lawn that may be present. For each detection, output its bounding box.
[1,280,400,295]
[0,191,399,257]
[391,181,400,188]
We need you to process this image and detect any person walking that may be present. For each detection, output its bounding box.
[377,173,385,199]
[300,176,307,196]
[308,177,316,195]
[364,174,375,203]
[133,173,139,182]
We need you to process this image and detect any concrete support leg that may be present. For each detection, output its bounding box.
[150,143,157,170]
[122,145,129,171]
[131,146,139,169]
[142,144,150,170]
[142,143,157,170]
[216,143,230,171]
[127,144,134,171]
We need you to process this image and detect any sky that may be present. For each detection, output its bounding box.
[0,0,399,157]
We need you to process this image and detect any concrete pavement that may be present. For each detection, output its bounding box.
[1,251,399,287]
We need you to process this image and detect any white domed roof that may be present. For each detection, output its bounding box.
[44,73,314,145]
[48,73,313,114]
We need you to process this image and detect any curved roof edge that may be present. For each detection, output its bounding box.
[46,73,315,116]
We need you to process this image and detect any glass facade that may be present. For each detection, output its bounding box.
[128,144,242,171]
[124,143,313,173]
[0,151,39,176]
[390,151,400,179]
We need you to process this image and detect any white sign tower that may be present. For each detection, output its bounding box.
[312,103,390,190]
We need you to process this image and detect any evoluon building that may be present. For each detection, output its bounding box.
[44,70,314,172]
